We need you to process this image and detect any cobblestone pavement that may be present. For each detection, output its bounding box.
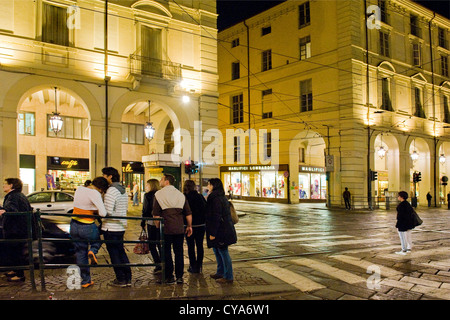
[0,200,449,301]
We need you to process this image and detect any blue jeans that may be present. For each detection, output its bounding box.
[213,246,233,280]
[133,192,139,205]
[70,220,101,285]
[103,230,131,282]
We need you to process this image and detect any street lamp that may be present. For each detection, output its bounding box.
[144,100,155,141]
[49,87,63,135]
[411,150,419,161]
[440,154,446,164]
[377,134,387,159]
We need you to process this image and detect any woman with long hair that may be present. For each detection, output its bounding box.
[141,178,162,273]
[205,178,237,283]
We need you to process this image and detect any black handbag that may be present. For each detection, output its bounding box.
[412,210,423,227]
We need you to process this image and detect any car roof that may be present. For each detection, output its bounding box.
[27,190,75,196]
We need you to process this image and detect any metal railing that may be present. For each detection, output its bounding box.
[129,53,182,81]
[0,210,165,292]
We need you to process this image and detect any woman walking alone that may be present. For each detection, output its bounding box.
[395,191,416,255]
[205,178,237,284]
[183,180,206,273]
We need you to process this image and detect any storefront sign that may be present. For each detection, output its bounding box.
[222,164,288,172]
[122,162,144,174]
[299,166,325,173]
[47,157,89,171]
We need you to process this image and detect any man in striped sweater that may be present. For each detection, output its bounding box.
[102,167,132,287]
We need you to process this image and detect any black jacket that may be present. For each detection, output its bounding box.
[205,190,237,248]
[142,190,156,226]
[396,200,416,232]
[1,190,33,238]
[185,190,206,227]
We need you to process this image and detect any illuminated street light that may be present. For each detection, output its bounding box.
[440,154,446,164]
[49,87,63,135]
[144,100,155,141]
[411,150,419,161]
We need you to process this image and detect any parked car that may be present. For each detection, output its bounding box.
[27,190,74,222]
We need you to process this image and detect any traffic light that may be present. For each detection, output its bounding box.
[191,161,199,174]
[370,170,378,181]
[184,160,191,174]
[416,172,421,182]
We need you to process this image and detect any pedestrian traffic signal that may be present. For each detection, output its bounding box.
[416,172,421,182]
[370,170,378,181]
[191,161,199,174]
[184,160,191,174]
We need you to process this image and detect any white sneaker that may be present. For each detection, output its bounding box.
[395,251,407,255]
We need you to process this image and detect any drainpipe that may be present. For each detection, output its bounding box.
[429,13,437,207]
[364,0,372,210]
[243,20,251,164]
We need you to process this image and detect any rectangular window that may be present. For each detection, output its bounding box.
[231,38,239,48]
[231,61,240,80]
[381,78,393,111]
[264,132,272,159]
[299,2,310,29]
[299,36,311,60]
[300,79,313,112]
[233,136,240,163]
[412,43,421,67]
[379,31,390,57]
[18,112,35,136]
[121,123,144,145]
[232,94,244,124]
[441,55,449,77]
[410,15,421,38]
[438,27,448,49]
[261,26,271,36]
[414,87,426,118]
[444,96,450,123]
[262,89,273,119]
[47,115,89,140]
[42,3,69,46]
[262,50,272,71]
[378,0,389,24]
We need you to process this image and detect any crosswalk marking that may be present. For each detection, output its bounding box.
[254,263,325,292]
[302,238,384,247]
[378,246,450,260]
[330,254,403,278]
[291,258,367,284]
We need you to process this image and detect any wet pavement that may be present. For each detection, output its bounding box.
[0,200,449,301]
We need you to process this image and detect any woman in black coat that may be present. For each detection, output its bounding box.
[0,178,33,282]
[183,180,206,273]
[395,191,415,255]
[205,178,237,284]
[141,179,161,273]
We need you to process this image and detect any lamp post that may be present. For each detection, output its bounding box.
[49,87,63,135]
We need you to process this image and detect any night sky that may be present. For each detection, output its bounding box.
[217,0,450,31]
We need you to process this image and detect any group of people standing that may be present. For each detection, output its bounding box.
[141,175,237,284]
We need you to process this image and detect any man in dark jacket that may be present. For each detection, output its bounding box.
[395,191,415,255]
[0,178,33,282]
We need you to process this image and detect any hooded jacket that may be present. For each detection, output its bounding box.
[102,182,128,232]
[396,200,416,232]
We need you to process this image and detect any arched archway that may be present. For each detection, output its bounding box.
[1,76,103,192]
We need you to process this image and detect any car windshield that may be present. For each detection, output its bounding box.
[28,192,52,203]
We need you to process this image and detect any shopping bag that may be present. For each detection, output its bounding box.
[133,229,150,254]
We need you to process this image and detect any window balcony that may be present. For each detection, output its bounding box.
[129,51,181,82]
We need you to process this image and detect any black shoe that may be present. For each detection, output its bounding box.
[210,273,223,279]
[153,266,162,274]
[176,277,184,284]
[157,276,175,284]
[108,279,128,288]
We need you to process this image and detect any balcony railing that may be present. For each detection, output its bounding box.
[129,53,181,82]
